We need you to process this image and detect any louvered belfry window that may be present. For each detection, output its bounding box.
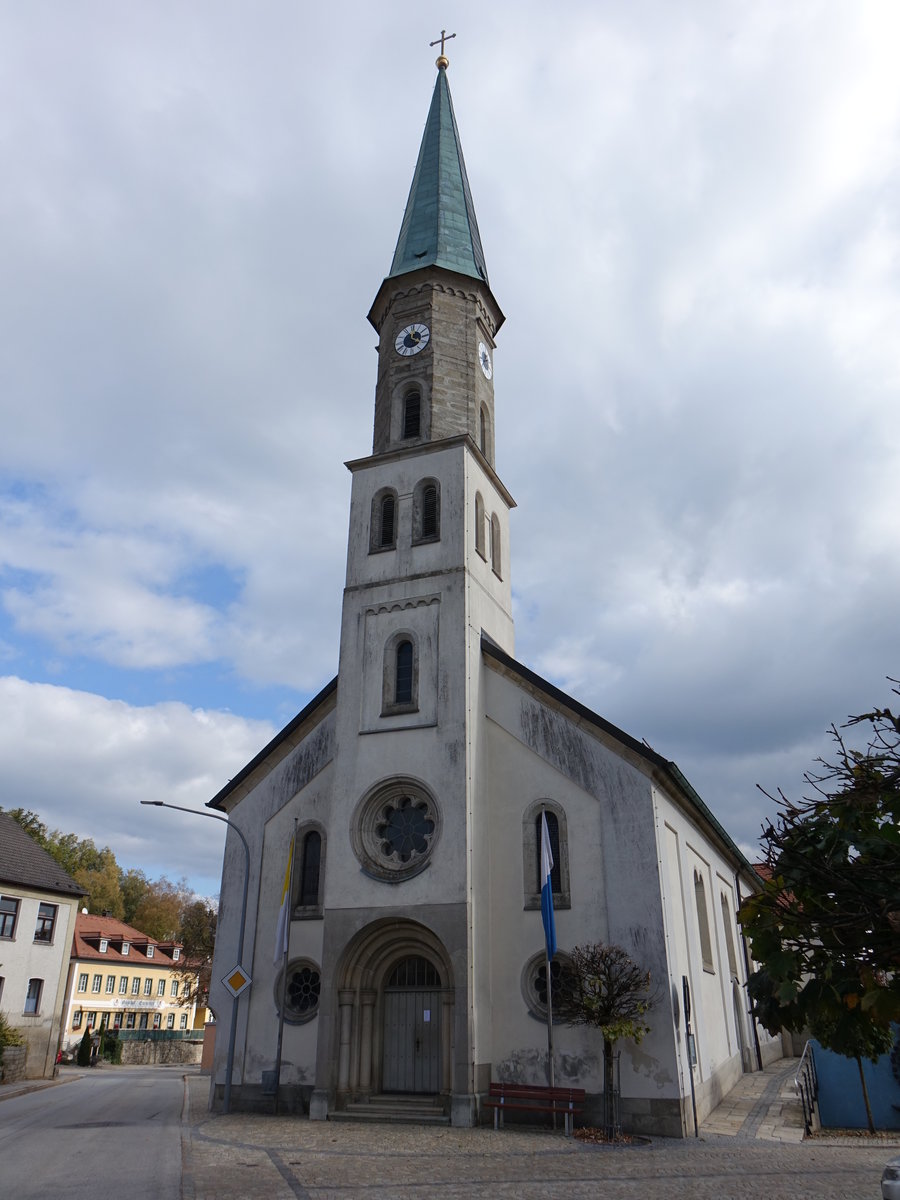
[422,484,438,538]
[403,391,421,439]
[395,639,413,704]
[380,494,395,547]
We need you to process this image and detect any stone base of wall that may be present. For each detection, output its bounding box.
[120,1039,204,1066]
[1,1045,28,1083]
[210,1081,312,1115]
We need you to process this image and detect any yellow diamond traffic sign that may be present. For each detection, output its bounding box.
[222,965,252,997]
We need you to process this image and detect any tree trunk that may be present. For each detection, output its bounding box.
[603,1037,616,1137]
[855,1055,877,1135]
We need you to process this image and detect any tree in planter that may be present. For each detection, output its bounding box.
[739,681,900,1134]
[555,942,656,1137]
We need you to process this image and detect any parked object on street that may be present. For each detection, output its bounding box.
[883,1154,900,1199]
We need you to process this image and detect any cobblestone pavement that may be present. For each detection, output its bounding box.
[182,1064,900,1200]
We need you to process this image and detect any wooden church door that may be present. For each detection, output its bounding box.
[381,955,441,1093]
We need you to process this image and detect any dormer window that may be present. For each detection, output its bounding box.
[122,942,130,956]
[99,938,108,953]
[146,945,154,959]
[173,947,180,961]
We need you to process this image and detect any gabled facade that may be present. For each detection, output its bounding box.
[0,812,85,1078]
[207,59,780,1134]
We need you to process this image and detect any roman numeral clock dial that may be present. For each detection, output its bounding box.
[395,323,430,356]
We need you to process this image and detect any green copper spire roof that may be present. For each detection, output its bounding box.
[388,64,489,285]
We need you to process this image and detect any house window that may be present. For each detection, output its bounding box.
[99,938,108,953]
[122,942,130,955]
[171,979,179,997]
[34,903,57,944]
[157,978,166,996]
[85,1012,96,1028]
[126,1012,136,1029]
[412,478,440,543]
[173,948,180,962]
[91,974,102,994]
[402,389,421,439]
[24,979,42,1015]
[138,1013,148,1030]
[474,492,486,559]
[77,973,88,993]
[119,976,128,995]
[371,488,398,552]
[113,1012,122,1029]
[180,1013,188,1030]
[153,1013,161,1029]
[694,870,715,973]
[381,632,419,715]
[167,1013,175,1029]
[720,892,739,978]
[106,975,115,994]
[490,513,502,578]
[522,800,571,911]
[72,1010,83,1030]
[0,895,19,939]
[131,977,140,995]
[143,978,152,996]
[298,831,321,908]
[146,945,154,959]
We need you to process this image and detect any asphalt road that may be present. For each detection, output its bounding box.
[0,1066,184,1200]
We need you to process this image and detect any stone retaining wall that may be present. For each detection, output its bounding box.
[119,1038,203,1066]
[1,1044,28,1083]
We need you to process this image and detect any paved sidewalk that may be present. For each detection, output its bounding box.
[700,1056,807,1142]
[180,1065,899,1200]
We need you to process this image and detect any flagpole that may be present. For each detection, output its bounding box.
[273,820,297,1115]
[540,807,556,1098]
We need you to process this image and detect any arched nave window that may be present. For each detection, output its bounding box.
[694,870,715,973]
[293,825,325,919]
[522,800,571,912]
[490,513,502,578]
[474,492,486,559]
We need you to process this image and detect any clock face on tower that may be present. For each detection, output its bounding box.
[395,323,430,356]
[478,341,493,380]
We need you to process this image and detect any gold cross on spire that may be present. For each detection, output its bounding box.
[430,29,456,68]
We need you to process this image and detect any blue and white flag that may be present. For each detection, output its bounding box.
[540,810,557,960]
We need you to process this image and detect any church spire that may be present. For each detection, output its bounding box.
[388,61,489,286]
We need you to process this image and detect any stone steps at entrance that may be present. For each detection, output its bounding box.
[331,1094,450,1126]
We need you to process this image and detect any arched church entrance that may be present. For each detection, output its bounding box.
[333,919,454,1102]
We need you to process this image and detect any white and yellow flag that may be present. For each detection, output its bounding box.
[273,838,294,966]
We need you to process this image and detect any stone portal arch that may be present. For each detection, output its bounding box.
[332,919,454,1101]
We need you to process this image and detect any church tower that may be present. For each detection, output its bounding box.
[313,53,514,1123]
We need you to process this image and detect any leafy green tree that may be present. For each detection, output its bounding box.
[176,898,218,1011]
[119,868,151,926]
[740,681,900,1132]
[133,876,192,941]
[555,942,655,1136]
[74,850,125,919]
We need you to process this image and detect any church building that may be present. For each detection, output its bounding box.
[207,53,781,1136]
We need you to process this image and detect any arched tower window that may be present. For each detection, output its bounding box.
[395,640,413,704]
[382,632,418,714]
[694,870,714,973]
[490,512,502,578]
[371,488,398,552]
[413,478,440,543]
[403,390,421,439]
[474,492,486,559]
[479,407,487,455]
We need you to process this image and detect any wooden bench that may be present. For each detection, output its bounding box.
[484,1082,586,1136]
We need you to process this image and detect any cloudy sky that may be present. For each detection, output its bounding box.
[1,2,898,899]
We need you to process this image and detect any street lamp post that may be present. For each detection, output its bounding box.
[140,800,249,1114]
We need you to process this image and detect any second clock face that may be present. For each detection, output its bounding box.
[395,323,430,356]
[478,341,493,379]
